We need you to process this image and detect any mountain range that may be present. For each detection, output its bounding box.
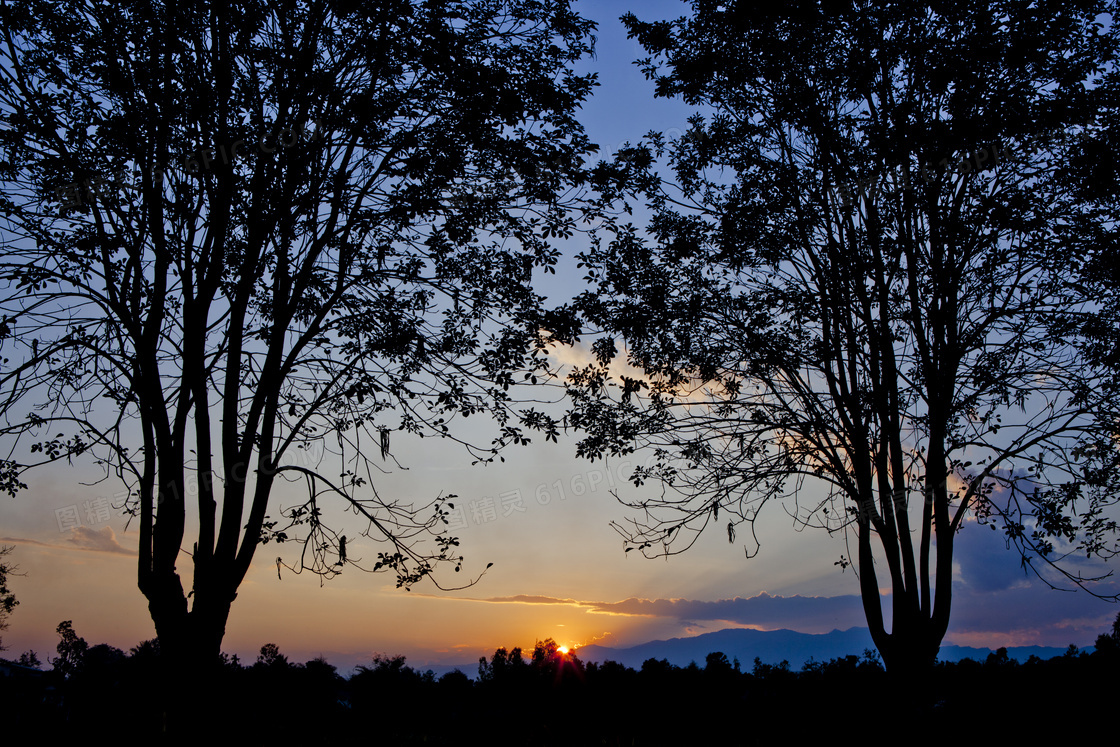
[570,627,1077,671]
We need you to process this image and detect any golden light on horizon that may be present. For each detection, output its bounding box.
[558,645,569,654]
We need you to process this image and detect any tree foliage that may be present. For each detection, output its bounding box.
[571,0,1120,675]
[50,620,89,679]
[16,650,40,668]
[0,545,17,652]
[9,627,1120,743]
[254,642,289,669]
[0,0,595,680]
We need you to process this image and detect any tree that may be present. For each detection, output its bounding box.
[570,0,1120,679]
[0,0,594,692]
[50,620,89,679]
[1094,611,1120,655]
[478,644,527,681]
[529,637,583,681]
[0,545,17,652]
[254,642,289,670]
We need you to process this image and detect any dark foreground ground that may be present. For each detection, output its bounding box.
[3,634,1117,745]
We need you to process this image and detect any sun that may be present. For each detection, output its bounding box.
[558,645,569,655]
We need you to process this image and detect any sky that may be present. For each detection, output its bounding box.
[2,0,1119,673]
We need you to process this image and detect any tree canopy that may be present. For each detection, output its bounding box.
[571,0,1120,676]
[49,620,89,679]
[0,0,596,690]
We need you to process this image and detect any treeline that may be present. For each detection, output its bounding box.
[4,623,1119,744]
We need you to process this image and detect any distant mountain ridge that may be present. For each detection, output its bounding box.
[573,627,1077,670]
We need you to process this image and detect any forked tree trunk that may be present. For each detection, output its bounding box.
[857,486,953,693]
[873,612,942,680]
[144,571,238,736]
[136,417,271,735]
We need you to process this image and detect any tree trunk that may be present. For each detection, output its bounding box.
[877,619,941,726]
[143,569,237,737]
[877,623,940,680]
[858,493,947,697]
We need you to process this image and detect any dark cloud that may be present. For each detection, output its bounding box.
[451,577,1120,647]
[953,520,1036,593]
[474,591,867,633]
[949,580,1120,635]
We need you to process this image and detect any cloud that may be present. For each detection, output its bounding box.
[422,583,1120,648]
[548,337,716,391]
[546,338,653,384]
[582,631,620,648]
[0,535,60,549]
[949,580,1120,633]
[453,591,867,633]
[65,526,133,555]
[482,594,585,606]
[1,530,132,555]
[582,594,867,631]
[953,519,1036,593]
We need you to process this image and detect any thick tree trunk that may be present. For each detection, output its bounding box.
[858,576,941,684]
[876,619,941,726]
[143,569,237,737]
[877,622,941,679]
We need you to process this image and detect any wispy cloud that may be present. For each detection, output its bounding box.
[482,594,586,606]
[581,593,867,630]
[0,535,60,549]
[1,528,134,556]
[66,526,132,555]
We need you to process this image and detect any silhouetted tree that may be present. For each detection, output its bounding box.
[0,546,15,652]
[129,638,161,661]
[437,667,471,691]
[530,637,584,683]
[1094,611,1120,655]
[348,652,438,738]
[0,0,596,710]
[704,651,732,675]
[571,0,1120,680]
[50,620,88,679]
[254,642,289,669]
[16,650,39,668]
[303,655,339,681]
[478,645,528,682]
